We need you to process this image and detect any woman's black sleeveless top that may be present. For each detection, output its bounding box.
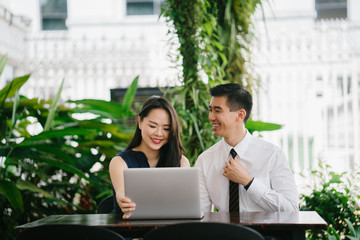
[112,149,167,215]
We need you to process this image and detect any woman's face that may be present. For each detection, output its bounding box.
[138,108,171,151]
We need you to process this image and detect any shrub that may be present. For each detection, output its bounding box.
[300,162,360,239]
[0,55,138,240]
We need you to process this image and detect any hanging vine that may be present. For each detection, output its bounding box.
[161,0,262,164]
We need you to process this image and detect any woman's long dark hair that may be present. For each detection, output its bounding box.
[127,96,184,167]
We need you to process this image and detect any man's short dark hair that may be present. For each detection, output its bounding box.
[210,83,253,123]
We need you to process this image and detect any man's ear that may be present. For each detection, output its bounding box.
[238,109,246,122]
[137,117,142,130]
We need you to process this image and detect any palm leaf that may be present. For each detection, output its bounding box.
[246,120,282,133]
[0,180,24,211]
[344,219,356,238]
[17,128,97,146]
[37,156,94,183]
[69,76,138,119]
[0,75,30,107]
[8,90,20,140]
[16,179,52,198]
[122,75,139,109]
[189,113,205,151]
[0,54,8,77]
[44,78,64,131]
[69,99,131,119]
[23,144,76,165]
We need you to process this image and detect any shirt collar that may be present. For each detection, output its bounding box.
[222,129,251,157]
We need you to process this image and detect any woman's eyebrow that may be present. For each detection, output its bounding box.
[148,120,170,127]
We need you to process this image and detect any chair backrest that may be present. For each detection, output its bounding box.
[97,195,114,213]
[144,222,265,240]
[16,224,125,240]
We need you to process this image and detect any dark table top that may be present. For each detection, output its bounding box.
[16,211,327,233]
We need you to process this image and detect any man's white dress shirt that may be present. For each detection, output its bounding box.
[195,130,299,213]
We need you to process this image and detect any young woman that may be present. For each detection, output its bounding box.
[109,96,190,219]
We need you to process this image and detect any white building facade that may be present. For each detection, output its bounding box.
[1,0,175,100]
[1,0,360,181]
[254,0,360,180]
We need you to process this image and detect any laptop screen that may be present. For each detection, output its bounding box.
[124,167,203,220]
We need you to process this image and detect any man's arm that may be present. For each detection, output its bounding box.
[246,151,299,212]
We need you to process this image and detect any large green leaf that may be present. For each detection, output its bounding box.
[122,76,139,109]
[68,99,131,119]
[246,120,282,133]
[78,140,116,148]
[21,144,76,165]
[0,74,30,106]
[76,120,134,140]
[0,54,8,77]
[17,128,98,146]
[68,76,138,119]
[44,78,64,131]
[16,179,52,198]
[0,180,24,211]
[189,112,205,151]
[77,120,120,132]
[7,148,94,183]
[36,155,94,183]
[7,90,20,141]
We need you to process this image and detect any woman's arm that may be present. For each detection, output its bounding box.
[180,155,191,167]
[109,156,136,219]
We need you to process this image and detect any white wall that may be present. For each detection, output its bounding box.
[68,0,125,25]
[7,0,40,31]
[257,0,315,19]
[253,1,360,178]
[348,0,360,21]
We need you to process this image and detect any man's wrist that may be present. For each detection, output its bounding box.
[244,177,254,190]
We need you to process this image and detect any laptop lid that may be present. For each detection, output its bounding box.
[124,167,203,220]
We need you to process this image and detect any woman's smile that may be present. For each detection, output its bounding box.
[151,138,163,144]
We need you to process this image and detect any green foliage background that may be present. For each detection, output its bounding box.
[2,1,360,240]
[161,0,267,164]
[0,2,282,239]
[0,54,139,239]
[300,163,360,240]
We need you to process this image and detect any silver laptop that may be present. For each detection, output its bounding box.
[124,167,203,220]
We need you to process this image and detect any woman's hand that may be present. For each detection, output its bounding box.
[118,196,136,219]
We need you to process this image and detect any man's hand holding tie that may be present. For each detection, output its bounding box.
[223,151,253,187]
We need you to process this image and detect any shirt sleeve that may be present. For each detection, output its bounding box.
[194,156,212,214]
[247,150,299,212]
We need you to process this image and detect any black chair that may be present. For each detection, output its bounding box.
[144,222,265,240]
[97,195,114,213]
[16,224,126,240]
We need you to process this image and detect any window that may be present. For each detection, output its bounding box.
[40,0,68,30]
[126,0,162,16]
[315,0,347,20]
[110,87,166,126]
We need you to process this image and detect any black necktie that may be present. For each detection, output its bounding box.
[229,148,239,212]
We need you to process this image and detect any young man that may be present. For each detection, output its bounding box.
[195,83,299,213]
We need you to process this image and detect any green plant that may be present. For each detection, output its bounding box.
[161,0,264,164]
[200,0,262,88]
[161,0,212,164]
[246,120,282,134]
[326,219,360,240]
[300,162,360,239]
[344,219,360,240]
[0,55,139,240]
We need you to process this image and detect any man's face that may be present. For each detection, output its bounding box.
[208,96,239,138]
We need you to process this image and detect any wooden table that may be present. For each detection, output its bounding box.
[16,211,327,240]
